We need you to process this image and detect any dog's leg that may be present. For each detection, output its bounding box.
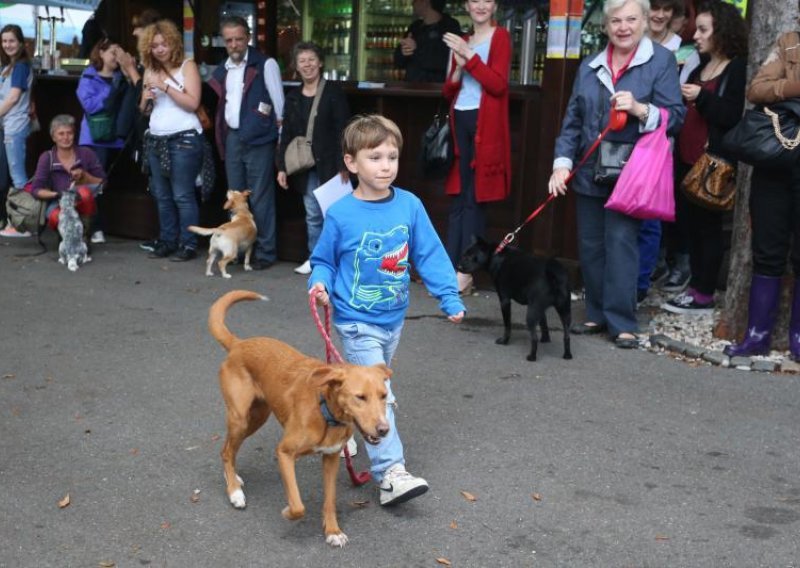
[495,297,512,345]
[539,312,551,343]
[276,435,306,521]
[321,452,348,547]
[556,301,573,360]
[218,254,236,279]
[205,249,216,277]
[243,246,254,271]
[526,303,544,362]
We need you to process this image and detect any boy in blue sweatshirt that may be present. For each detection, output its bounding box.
[309,114,465,505]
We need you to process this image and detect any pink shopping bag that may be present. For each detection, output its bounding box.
[605,108,674,222]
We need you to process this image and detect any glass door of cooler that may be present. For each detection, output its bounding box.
[305,0,356,81]
[359,0,412,82]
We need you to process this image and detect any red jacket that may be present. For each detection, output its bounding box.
[442,25,511,203]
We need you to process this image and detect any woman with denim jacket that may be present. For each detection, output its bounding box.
[724,7,800,361]
[0,25,32,237]
[548,0,685,349]
[138,19,203,262]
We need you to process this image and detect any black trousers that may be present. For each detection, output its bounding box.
[679,160,726,295]
[446,108,486,266]
[750,163,800,277]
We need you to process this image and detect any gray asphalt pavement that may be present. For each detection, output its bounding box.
[1,234,799,568]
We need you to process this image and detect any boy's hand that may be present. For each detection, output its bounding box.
[309,282,329,306]
[448,311,464,324]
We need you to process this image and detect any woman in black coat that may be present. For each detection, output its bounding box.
[277,41,351,274]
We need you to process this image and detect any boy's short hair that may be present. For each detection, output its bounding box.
[342,114,404,156]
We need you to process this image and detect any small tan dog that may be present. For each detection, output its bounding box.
[209,290,392,547]
[188,190,257,278]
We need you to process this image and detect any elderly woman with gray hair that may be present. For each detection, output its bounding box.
[547,0,685,348]
[30,114,105,231]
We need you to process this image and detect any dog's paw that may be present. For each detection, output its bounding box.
[326,533,349,548]
[85,256,92,263]
[244,265,253,272]
[563,353,573,360]
[205,271,213,277]
[229,488,246,509]
[282,505,305,520]
[222,273,232,279]
[68,260,78,272]
[495,337,510,345]
[58,257,65,264]
[526,354,537,362]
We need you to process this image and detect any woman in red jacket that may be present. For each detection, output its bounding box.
[443,0,511,294]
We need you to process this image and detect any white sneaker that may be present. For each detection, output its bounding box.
[294,259,312,275]
[379,464,428,506]
[0,227,31,238]
[339,436,358,458]
[90,230,106,244]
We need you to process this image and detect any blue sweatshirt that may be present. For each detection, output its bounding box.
[309,187,465,328]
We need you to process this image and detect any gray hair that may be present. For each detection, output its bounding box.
[603,0,650,19]
[50,114,75,136]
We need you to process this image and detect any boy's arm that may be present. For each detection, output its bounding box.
[308,216,340,301]
[409,201,466,319]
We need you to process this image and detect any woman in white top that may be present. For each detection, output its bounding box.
[138,19,203,262]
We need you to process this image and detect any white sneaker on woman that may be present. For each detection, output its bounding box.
[294,259,312,274]
[0,227,31,238]
[90,230,106,244]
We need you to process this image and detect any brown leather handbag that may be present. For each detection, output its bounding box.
[681,152,736,211]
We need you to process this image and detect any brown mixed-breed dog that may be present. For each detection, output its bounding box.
[209,290,392,547]
[188,190,257,278]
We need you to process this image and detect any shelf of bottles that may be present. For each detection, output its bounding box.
[310,0,355,81]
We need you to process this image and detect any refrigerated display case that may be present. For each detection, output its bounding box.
[358,0,469,82]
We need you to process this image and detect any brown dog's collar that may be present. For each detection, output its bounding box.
[319,395,345,427]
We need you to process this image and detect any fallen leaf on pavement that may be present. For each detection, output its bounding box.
[532,493,542,501]
[449,520,458,529]
[129,448,139,456]
[460,490,477,502]
[435,558,452,566]
[160,521,171,530]
[98,561,115,567]
[58,494,70,508]
[211,434,221,442]
[190,489,201,503]
[655,534,670,541]
[2,373,14,379]
[350,500,369,508]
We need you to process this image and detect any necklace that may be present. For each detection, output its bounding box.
[701,58,728,81]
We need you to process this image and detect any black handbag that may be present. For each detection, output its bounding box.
[593,140,635,186]
[420,107,453,175]
[721,99,800,169]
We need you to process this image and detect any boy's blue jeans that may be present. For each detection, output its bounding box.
[334,321,404,482]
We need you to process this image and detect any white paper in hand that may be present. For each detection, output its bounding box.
[313,174,352,217]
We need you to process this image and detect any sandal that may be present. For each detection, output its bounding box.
[571,321,607,335]
[614,333,639,349]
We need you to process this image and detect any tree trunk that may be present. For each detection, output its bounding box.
[714,0,800,348]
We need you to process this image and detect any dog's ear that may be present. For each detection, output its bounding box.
[374,363,393,380]
[242,189,252,197]
[310,366,345,388]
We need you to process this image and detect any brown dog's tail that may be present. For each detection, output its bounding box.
[208,290,269,351]
[188,225,221,236]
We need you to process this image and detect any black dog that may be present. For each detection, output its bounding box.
[458,236,572,362]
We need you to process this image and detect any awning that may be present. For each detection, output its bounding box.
[1,1,100,10]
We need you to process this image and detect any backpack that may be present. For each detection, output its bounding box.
[6,186,46,235]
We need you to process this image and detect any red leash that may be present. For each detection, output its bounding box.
[308,292,372,486]
[495,108,629,254]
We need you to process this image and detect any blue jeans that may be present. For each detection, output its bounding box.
[4,125,29,189]
[334,321,404,482]
[225,129,277,263]
[147,131,202,250]
[576,193,641,336]
[303,169,323,254]
[637,220,661,292]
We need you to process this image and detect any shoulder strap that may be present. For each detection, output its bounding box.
[305,78,326,142]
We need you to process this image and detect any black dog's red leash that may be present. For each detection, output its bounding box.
[495,109,628,254]
[308,292,372,487]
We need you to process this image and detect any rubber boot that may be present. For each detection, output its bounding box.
[724,275,782,357]
[789,279,800,361]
